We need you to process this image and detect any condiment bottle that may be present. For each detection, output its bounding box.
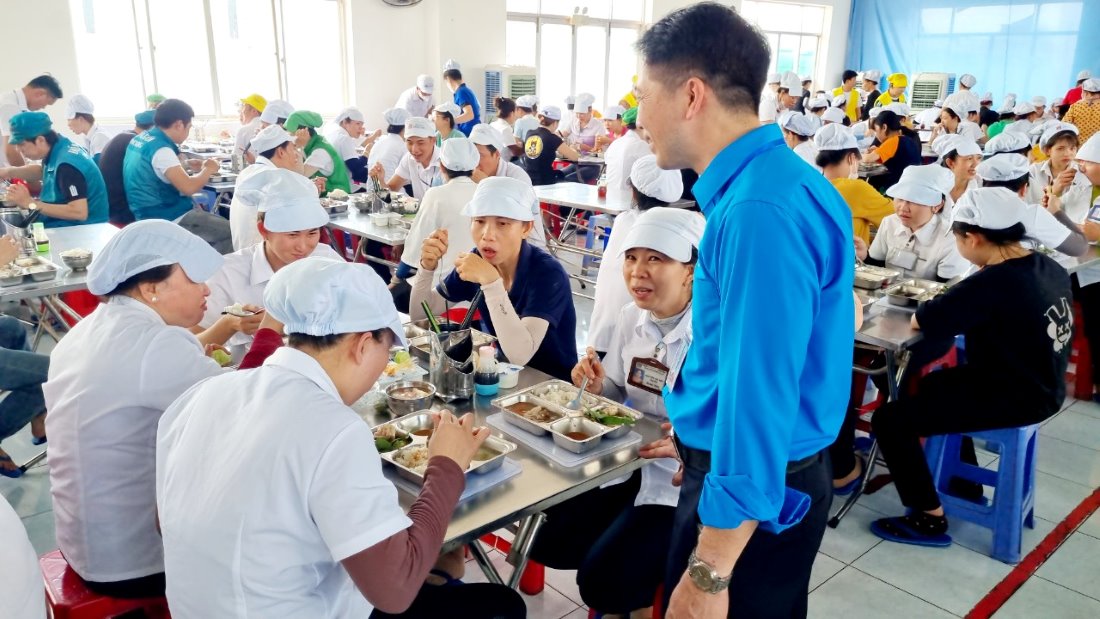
[32,223,49,254]
[474,346,500,396]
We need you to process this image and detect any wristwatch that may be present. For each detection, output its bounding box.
[27,201,38,211]
[686,550,732,594]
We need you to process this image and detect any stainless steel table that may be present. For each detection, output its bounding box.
[326,209,409,270]
[204,179,237,209]
[355,366,663,588]
[1066,245,1100,275]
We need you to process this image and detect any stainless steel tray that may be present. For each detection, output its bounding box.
[2,255,59,285]
[493,393,566,436]
[883,278,946,308]
[374,413,517,485]
[853,264,902,290]
[492,379,644,440]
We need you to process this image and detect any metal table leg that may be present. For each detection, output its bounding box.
[467,539,505,586]
[19,449,47,473]
[505,512,546,589]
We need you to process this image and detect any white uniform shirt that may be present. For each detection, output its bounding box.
[234,116,263,158]
[1021,201,1072,252]
[367,133,407,185]
[1080,195,1100,287]
[758,91,779,124]
[793,140,821,170]
[229,156,277,250]
[43,296,224,582]
[957,120,985,143]
[401,176,478,284]
[512,115,538,144]
[200,241,342,346]
[305,148,335,176]
[0,497,44,619]
[869,213,970,281]
[564,116,606,149]
[588,208,640,350]
[603,131,651,195]
[490,118,515,160]
[914,107,941,130]
[599,302,690,508]
[327,126,366,191]
[1027,160,1093,224]
[395,86,433,119]
[84,124,111,158]
[0,88,28,167]
[156,347,411,619]
[393,146,442,199]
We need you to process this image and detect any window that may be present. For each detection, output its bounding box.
[741,1,826,81]
[67,0,347,119]
[506,0,644,114]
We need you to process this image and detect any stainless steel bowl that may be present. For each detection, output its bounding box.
[61,252,93,271]
[549,417,605,454]
[0,269,24,287]
[385,380,437,416]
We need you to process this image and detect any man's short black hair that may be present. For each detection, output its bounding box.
[27,74,63,98]
[387,124,404,134]
[73,112,95,125]
[636,2,770,112]
[982,176,1030,192]
[155,99,195,129]
[444,69,463,82]
[843,70,859,82]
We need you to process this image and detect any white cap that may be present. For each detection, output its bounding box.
[564,95,576,106]
[831,94,849,109]
[1083,78,1100,93]
[462,176,537,221]
[944,99,973,119]
[235,168,329,233]
[434,101,462,117]
[767,72,781,84]
[540,105,562,121]
[516,95,538,108]
[933,99,944,108]
[469,123,506,151]
[416,74,434,94]
[603,105,625,119]
[932,134,982,158]
[66,94,94,119]
[1039,121,1078,148]
[822,107,847,124]
[997,95,1017,114]
[629,155,684,203]
[952,187,1028,230]
[443,59,461,71]
[779,71,802,93]
[1013,102,1036,115]
[886,102,911,117]
[260,99,294,125]
[780,111,816,137]
[404,117,436,139]
[265,257,406,343]
[983,130,1031,155]
[1031,95,1047,107]
[868,107,885,120]
[1077,133,1100,163]
[383,107,410,127]
[886,164,954,207]
[814,123,858,151]
[807,96,829,110]
[862,69,882,83]
[959,74,977,88]
[980,92,993,103]
[440,137,479,171]
[250,125,294,154]
[335,107,364,123]
[574,93,596,113]
[87,220,223,296]
[1078,70,1093,82]
[976,153,1029,182]
[801,76,812,83]
[621,207,704,263]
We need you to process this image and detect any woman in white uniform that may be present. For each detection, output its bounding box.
[66,95,109,162]
[932,134,982,206]
[778,110,820,169]
[531,208,705,617]
[602,107,651,195]
[366,108,411,185]
[1028,122,1091,223]
[588,155,684,354]
[43,221,233,598]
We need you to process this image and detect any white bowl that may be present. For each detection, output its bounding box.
[369,212,391,227]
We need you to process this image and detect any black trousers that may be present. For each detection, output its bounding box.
[84,572,166,599]
[1073,277,1100,385]
[663,446,831,619]
[369,582,526,619]
[871,366,1055,512]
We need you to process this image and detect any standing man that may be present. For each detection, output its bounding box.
[66,95,110,162]
[634,3,854,617]
[1,74,63,167]
[832,70,861,124]
[98,110,156,226]
[860,70,882,121]
[234,94,267,160]
[395,75,435,119]
[442,63,481,136]
[758,73,781,125]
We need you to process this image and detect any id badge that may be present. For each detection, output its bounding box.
[628,357,670,395]
[887,247,919,271]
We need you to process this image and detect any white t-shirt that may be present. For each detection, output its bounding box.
[0,88,28,166]
[201,241,342,346]
[393,146,442,199]
[1027,160,1093,225]
[157,347,412,619]
[234,116,263,158]
[490,118,515,160]
[512,115,538,144]
[395,86,433,119]
[793,140,821,170]
[152,146,185,184]
[758,91,779,124]
[401,176,478,284]
[229,156,276,251]
[1021,201,1072,252]
[957,120,985,143]
[914,107,941,130]
[327,126,363,162]
[588,208,641,350]
[43,297,225,582]
[603,131,651,194]
[85,125,111,158]
[0,497,45,619]
[563,116,606,149]
[869,212,970,281]
[367,133,407,185]
[305,147,335,176]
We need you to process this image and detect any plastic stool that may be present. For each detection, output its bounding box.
[924,424,1038,564]
[40,550,171,618]
[582,213,613,273]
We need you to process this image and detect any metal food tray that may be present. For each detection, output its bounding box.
[0,256,59,286]
[492,379,644,440]
[373,412,517,485]
[882,278,946,308]
[853,264,901,290]
[320,199,349,215]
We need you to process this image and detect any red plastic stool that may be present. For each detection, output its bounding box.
[1068,301,1092,399]
[40,550,170,619]
[58,291,101,327]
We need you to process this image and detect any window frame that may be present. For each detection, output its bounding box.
[740,0,828,84]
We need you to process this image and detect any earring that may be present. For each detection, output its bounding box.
[151,296,158,303]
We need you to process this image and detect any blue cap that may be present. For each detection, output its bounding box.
[264,257,408,343]
[87,220,224,295]
[8,111,52,145]
[135,110,156,126]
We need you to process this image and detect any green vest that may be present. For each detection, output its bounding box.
[123,127,194,221]
[39,135,109,228]
[305,134,351,196]
[986,120,1011,140]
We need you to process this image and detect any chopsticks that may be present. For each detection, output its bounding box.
[458,290,483,331]
[422,301,441,333]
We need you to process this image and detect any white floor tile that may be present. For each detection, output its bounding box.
[1032,471,1094,526]
[808,553,844,592]
[22,509,56,556]
[1040,410,1100,450]
[1035,435,1100,487]
[1035,532,1100,600]
[948,514,1055,562]
[1079,508,1100,539]
[543,567,583,607]
[0,461,53,519]
[1066,398,1100,420]
[847,478,905,517]
[853,537,1012,616]
[808,567,957,619]
[819,502,884,564]
[467,550,581,619]
[992,576,1100,619]
[558,608,590,619]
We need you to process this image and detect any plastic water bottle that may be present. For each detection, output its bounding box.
[474,346,500,396]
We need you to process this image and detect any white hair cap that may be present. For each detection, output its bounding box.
[237,168,329,233]
[259,99,293,125]
[383,107,410,127]
[86,220,223,296]
[404,117,436,139]
[621,207,705,263]
[468,123,506,151]
[976,153,1030,182]
[462,176,537,221]
[983,130,1031,155]
[814,123,858,151]
[439,137,480,172]
[959,74,977,88]
[629,155,684,203]
[886,164,954,207]
[822,107,847,124]
[952,187,1028,231]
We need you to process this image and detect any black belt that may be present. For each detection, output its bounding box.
[674,435,824,476]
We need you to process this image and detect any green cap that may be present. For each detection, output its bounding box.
[285,110,324,132]
[622,107,638,125]
[8,111,53,145]
[146,93,166,104]
[135,110,156,126]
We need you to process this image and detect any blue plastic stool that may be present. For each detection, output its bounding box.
[582,213,614,273]
[924,424,1038,563]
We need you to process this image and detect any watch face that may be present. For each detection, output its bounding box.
[688,562,715,590]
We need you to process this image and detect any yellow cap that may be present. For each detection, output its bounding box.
[240,94,267,112]
[887,73,908,88]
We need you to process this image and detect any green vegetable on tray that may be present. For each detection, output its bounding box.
[583,408,637,427]
[374,436,410,453]
[211,349,233,367]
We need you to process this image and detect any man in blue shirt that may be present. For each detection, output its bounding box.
[443,66,481,136]
[634,4,854,617]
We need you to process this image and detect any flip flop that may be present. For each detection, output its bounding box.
[870,516,951,548]
[0,455,24,479]
[31,435,46,446]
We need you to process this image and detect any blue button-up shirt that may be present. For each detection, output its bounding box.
[666,124,854,533]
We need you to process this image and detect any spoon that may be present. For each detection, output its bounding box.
[565,376,590,411]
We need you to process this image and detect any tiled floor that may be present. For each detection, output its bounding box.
[6,293,1100,618]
